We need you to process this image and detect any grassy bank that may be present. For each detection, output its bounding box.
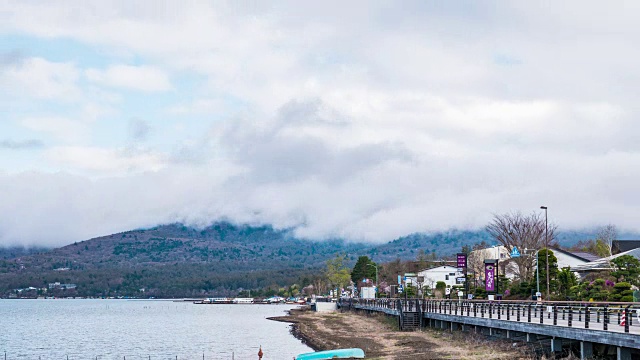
[273,307,543,359]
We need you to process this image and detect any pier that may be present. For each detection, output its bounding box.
[340,298,640,359]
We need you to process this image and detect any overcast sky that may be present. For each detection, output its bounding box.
[1,1,639,247]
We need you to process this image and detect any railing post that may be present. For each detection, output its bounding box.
[625,305,630,333]
[527,304,531,323]
[597,308,600,323]
[568,306,573,327]
[474,302,477,317]
[578,307,582,322]
[516,303,521,322]
[553,305,557,326]
[489,302,492,319]
[604,306,608,331]
[539,303,544,324]
[497,303,501,320]
[585,305,589,329]
[506,304,510,321]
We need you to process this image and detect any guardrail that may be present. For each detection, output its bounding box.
[341,298,640,334]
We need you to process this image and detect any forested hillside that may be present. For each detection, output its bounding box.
[0,222,630,298]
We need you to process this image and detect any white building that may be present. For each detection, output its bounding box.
[416,265,464,289]
[551,248,596,269]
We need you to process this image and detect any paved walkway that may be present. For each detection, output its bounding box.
[415,304,640,335]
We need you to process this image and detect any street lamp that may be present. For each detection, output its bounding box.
[492,245,500,295]
[540,206,549,299]
[367,263,378,298]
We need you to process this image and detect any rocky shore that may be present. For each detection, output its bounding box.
[270,306,539,360]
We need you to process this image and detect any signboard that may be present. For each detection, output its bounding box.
[456,277,466,284]
[457,253,467,268]
[445,288,451,295]
[510,247,521,258]
[485,262,496,292]
[360,287,375,299]
[398,275,402,285]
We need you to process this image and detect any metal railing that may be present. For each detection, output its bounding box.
[342,298,640,334]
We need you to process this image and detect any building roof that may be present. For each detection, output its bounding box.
[551,247,597,263]
[568,252,600,262]
[612,240,640,254]
[571,247,640,272]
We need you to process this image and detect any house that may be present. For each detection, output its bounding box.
[416,265,464,289]
[468,245,513,280]
[48,282,77,290]
[468,245,598,282]
[572,247,640,277]
[551,248,596,269]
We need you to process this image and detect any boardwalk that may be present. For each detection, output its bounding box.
[343,298,640,359]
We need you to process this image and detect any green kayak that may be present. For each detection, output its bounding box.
[295,348,365,359]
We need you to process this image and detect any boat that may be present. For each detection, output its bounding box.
[194,297,233,304]
[295,348,365,360]
[232,297,254,304]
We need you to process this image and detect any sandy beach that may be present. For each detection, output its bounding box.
[271,306,539,360]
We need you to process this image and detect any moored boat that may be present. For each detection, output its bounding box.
[295,348,365,360]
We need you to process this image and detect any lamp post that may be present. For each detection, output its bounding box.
[540,206,549,299]
[367,263,378,298]
[492,245,500,296]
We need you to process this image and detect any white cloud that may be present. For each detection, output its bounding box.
[47,146,167,174]
[2,1,640,246]
[1,57,80,101]
[20,117,91,144]
[85,65,171,92]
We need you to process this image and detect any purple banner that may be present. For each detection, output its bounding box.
[485,263,495,292]
[456,253,467,269]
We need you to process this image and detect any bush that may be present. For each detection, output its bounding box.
[473,288,487,299]
[610,282,633,302]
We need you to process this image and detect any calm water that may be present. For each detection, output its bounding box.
[0,299,311,359]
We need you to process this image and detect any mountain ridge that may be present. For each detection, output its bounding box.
[1,222,636,298]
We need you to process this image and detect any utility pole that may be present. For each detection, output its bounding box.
[540,206,549,300]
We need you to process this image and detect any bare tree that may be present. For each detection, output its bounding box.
[467,242,488,286]
[486,212,557,282]
[596,224,617,258]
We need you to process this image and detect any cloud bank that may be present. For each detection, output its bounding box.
[1,1,639,246]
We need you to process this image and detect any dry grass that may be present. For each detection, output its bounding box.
[286,309,539,360]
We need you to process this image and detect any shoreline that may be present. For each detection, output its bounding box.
[268,306,326,352]
[270,306,539,359]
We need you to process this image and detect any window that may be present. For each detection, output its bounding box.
[445,275,449,280]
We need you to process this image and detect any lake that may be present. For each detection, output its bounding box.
[0,299,311,359]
